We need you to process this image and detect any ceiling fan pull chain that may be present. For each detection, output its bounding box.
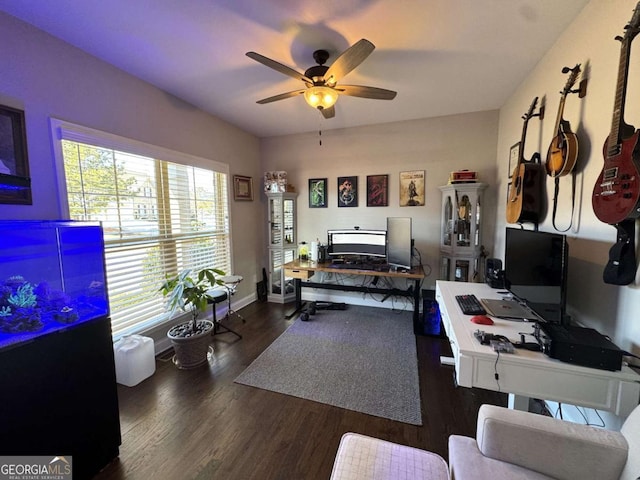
[317,111,323,146]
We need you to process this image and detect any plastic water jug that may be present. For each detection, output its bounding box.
[113,335,156,387]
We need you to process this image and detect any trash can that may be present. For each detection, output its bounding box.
[417,289,443,337]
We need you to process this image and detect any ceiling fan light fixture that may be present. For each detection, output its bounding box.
[304,86,338,110]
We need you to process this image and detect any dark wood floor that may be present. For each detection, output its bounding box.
[94,301,506,480]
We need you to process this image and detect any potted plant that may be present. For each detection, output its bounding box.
[160,267,225,369]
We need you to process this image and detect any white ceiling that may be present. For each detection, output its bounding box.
[0,0,590,138]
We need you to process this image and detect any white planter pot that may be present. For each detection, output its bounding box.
[167,319,213,369]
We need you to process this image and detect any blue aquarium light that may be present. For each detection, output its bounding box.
[0,220,109,351]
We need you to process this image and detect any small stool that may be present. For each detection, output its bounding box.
[220,275,245,322]
[330,433,449,480]
[206,288,242,338]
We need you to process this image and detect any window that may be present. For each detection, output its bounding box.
[51,120,231,338]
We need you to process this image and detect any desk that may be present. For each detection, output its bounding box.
[436,280,640,417]
[283,260,425,324]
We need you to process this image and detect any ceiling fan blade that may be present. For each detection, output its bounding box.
[323,39,375,87]
[256,89,306,104]
[246,52,313,85]
[320,105,335,119]
[336,85,397,100]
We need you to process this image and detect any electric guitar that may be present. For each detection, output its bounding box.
[545,65,581,177]
[592,2,640,224]
[506,97,544,224]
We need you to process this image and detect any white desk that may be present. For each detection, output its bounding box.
[436,280,640,416]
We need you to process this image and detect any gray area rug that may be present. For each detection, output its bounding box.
[234,305,422,425]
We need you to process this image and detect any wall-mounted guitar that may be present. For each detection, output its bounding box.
[546,64,584,231]
[545,64,582,178]
[592,2,640,285]
[506,97,544,224]
[592,2,640,225]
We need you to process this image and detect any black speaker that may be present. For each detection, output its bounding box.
[485,258,504,288]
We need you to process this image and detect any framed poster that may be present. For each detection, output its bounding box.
[308,178,327,208]
[233,175,253,201]
[0,105,32,204]
[399,170,425,206]
[337,176,358,207]
[508,142,521,178]
[366,174,388,207]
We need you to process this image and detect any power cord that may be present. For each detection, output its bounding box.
[493,350,501,392]
[574,406,606,427]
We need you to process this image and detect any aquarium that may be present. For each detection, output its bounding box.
[0,220,109,351]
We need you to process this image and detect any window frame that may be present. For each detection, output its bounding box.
[49,118,234,339]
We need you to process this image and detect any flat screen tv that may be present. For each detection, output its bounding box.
[327,229,387,258]
[504,228,569,324]
[386,217,412,269]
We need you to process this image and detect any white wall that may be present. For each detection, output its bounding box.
[494,0,640,354]
[0,12,263,305]
[261,110,499,301]
[495,0,640,427]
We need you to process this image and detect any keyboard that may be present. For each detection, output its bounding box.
[455,294,487,315]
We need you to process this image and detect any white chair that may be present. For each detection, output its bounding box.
[448,404,639,480]
[330,403,640,480]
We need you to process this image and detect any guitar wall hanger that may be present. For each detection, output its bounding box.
[523,105,544,121]
[560,65,587,98]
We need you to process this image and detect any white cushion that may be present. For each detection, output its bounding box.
[449,435,553,480]
[475,405,628,480]
[330,432,448,480]
[620,404,640,480]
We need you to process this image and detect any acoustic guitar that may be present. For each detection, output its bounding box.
[592,2,640,225]
[506,97,544,224]
[545,65,581,177]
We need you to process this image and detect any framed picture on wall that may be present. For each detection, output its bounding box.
[399,170,424,206]
[0,105,32,205]
[366,174,388,207]
[233,175,253,201]
[337,176,358,207]
[309,178,327,208]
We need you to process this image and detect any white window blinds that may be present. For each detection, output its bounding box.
[53,121,231,338]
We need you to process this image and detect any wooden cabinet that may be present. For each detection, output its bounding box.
[439,183,486,282]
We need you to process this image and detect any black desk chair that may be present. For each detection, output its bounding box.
[206,289,242,339]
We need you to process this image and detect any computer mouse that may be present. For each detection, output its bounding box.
[471,315,494,325]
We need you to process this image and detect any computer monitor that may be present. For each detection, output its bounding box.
[504,227,569,324]
[327,229,387,258]
[386,217,412,269]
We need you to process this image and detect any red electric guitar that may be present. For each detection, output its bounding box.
[592,2,640,224]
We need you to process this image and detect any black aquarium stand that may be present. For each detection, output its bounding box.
[0,316,121,480]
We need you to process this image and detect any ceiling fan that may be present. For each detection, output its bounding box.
[246,39,397,119]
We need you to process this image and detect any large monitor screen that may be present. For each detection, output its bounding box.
[504,228,569,324]
[327,229,387,258]
[387,217,412,269]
